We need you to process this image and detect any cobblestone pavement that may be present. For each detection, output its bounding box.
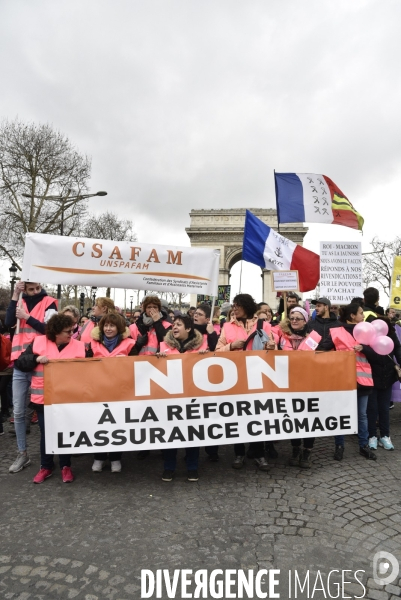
[1,407,401,599]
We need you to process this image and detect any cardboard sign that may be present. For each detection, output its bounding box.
[320,241,363,304]
[271,271,299,292]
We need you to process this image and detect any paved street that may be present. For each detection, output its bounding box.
[1,407,401,600]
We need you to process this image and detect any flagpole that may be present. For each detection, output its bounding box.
[274,168,280,234]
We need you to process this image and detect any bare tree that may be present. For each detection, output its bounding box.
[0,118,91,267]
[363,236,401,297]
[82,211,136,243]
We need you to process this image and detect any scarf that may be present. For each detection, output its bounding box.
[142,313,162,327]
[102,334,120,353]
[288,324,308,350]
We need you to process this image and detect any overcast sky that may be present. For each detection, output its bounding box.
[1,0,400,303]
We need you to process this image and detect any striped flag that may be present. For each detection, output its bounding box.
[275,173,364,231]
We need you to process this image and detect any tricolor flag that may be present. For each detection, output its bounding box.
[242,210,320,292]
[275,173,364,231]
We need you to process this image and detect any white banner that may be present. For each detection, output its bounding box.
[319,241,363,304]
[43,352,358,454]
[21,233,220,295]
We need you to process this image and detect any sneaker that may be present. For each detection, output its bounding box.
[333,446,344,461]
[368,436,378,450]
[232,455,245,469]
[289,446,301,466]
[187,470,199,482]
[111,460,122,472]
[299,449,312,469]
[61,466,74,483]
[389,401,394,409]
[360,445,377,460]
[379,436,394,450]
[31,411,38,424]
[33,468,53,483]
[254,457,270,471]
[9,452,31,473]
[92,460,105,472]
[162,469,174,482]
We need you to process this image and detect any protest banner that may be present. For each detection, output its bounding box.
[44,351,357,454]
[197,285,231,307]
[271,270,299,292]
[319,241,363,304]
[21,232,220,295]
[389,256,401,309]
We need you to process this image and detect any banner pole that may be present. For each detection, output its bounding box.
[210,295,216,321]
[283,291,287,319]
[15,292,23,335]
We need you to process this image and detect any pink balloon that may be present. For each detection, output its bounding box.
[371,335,394,355]
[353,322,377,346]
[371,319,389,337]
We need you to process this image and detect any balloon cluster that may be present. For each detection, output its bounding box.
[353,320,394,355]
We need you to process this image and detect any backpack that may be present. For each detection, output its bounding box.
[244,319,272,351]
[0,334,12,371]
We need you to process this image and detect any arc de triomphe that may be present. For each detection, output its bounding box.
[186,208,308,307]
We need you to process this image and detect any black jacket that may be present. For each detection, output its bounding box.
[134,309,172,346]
[307,313,342,350]
[5,289,57,335]
[193,323,218,351]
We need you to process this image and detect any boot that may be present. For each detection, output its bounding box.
[289,446,301,466]
[299,448,312,469]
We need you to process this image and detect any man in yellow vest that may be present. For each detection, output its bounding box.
[363,287,384,322]
[5,281,57,474]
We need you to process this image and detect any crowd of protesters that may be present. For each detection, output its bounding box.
[1,280,400,485]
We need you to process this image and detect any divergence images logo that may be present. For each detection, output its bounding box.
[373,551,400,586]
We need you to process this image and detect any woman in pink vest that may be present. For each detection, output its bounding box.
[129,296,172,355]
[158,314,208,482]
[321,302,377,462]
[216,294,276,471]
[79,297,116,346]
[277,307,321,469]
[87,313,136,474]
[13,314,86,484]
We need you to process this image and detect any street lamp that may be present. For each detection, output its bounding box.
[130,296,133,316]
[91,287,97,304]
[22,190,108,301]
[9,263,18,297]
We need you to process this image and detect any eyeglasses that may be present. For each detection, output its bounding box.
[61,329,74,334]
[289,317,304,322]
[194,311,206,317]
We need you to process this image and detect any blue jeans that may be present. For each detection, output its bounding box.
[163,447,199,471]
[367,387,392,438]
[36,405,71,470]
[335,392,370,448]
[12,368,33,452]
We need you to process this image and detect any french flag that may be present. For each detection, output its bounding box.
[242,210,320,292]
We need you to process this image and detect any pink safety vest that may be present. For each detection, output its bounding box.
[129,323,139,342]
[330,327,373,387]
[79,320,95,344]
[30,336,86,404]
[11,296,57,361]
[222,320,274,351]
[90,338,136,357]
[160,334,208,354]
[135,320,171,355]
[278,330,322,351]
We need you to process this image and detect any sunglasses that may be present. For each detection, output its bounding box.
[289,317,304,322]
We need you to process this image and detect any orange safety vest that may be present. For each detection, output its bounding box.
[330,327,373,387]
[11,296,57,361]
[90,338,136,357]
[136,320,171,355]
[159,334,208,354]
[278,330,322,351]
[79,320,95,344]
[222,320,273,351]
[30,336,86,404]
